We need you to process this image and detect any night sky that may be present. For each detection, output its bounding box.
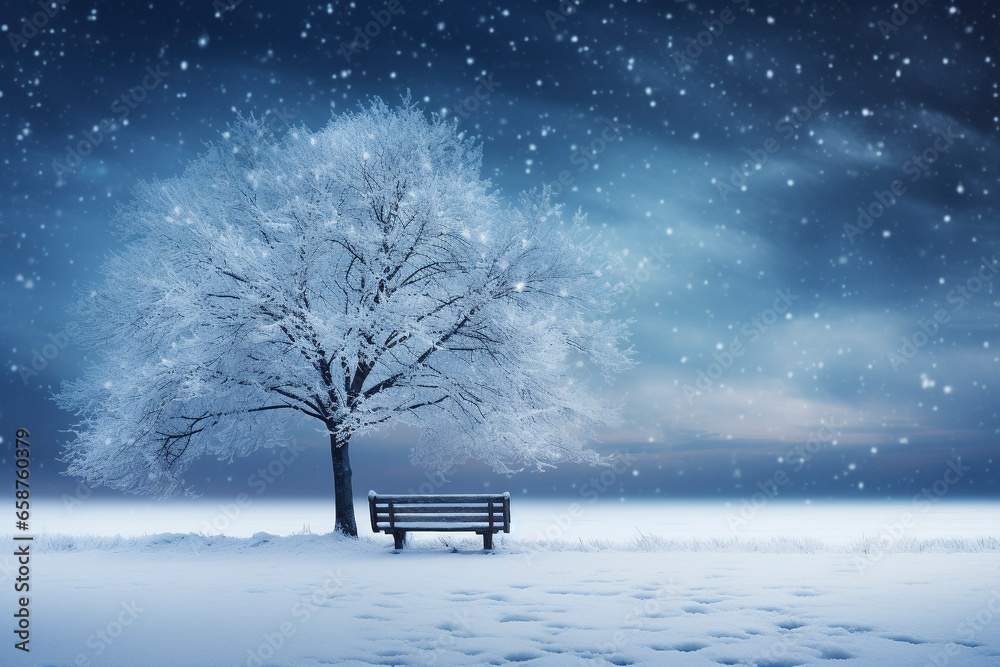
[1,0,998,501]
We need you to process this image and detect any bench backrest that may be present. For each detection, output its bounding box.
[368,491,511,533]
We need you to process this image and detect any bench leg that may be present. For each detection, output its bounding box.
[482,531,493,550]
[392,531,406,550]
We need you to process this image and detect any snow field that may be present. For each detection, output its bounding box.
[5,500,997,665]
[4,527,999,666]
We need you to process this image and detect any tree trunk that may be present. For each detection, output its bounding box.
[330,433,358,537]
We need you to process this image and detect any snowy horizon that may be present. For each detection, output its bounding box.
[19,496,999,543]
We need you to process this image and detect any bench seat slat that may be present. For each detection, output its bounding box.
[375,514,503,524]
[375,511,505,518]
[375,522,500,530]
[371,504,502,513]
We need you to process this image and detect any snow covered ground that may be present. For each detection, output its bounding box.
[4,500,999,666]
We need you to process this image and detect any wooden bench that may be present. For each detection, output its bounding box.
[368,491,510,550]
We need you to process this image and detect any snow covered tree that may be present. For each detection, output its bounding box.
[57,99,634,536]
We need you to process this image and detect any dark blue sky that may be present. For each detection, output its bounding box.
[1,0,997,500]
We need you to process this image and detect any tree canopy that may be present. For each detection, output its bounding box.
[58,99,634,517]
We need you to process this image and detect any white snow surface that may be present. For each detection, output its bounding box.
[5,500,999,666]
